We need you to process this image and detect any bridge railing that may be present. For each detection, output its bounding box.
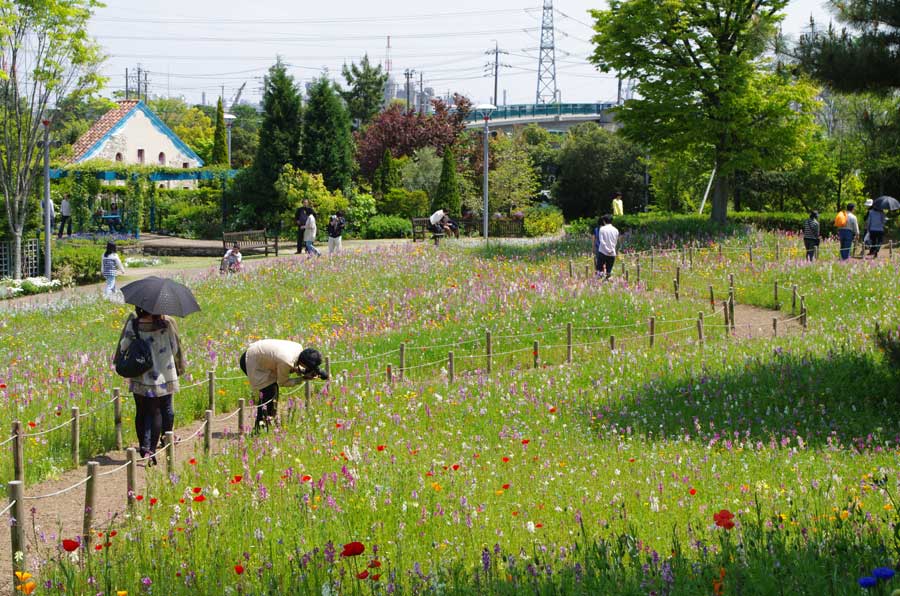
[464,102,616,122]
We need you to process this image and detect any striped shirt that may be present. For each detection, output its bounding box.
[802,218,819,239]
[101,254,124,276]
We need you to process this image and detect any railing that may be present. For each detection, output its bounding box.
[464,102,616,122]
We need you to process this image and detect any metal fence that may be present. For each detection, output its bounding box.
[0,238,39,278]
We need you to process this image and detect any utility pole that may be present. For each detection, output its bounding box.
[485,42,509,106]
[419,71,424,114]
[125,68,129,99]
[404,69,415,113]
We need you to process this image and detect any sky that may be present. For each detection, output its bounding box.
[88,0,834,108]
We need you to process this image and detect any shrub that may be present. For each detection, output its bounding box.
[345,190,377,235]
[566,216,595,237]
[523,205,564,237]
[53,242,105,285]
[362,215,412,239]
[378,188,430,219]
[156,188,223,239]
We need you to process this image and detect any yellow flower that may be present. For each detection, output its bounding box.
[431,482,442,492]
[495,489,505,496]
[117,591,128,596]
[14,572,32,582]
[16,581,36,595]
[839,510,849,521]
[885,504,894,511]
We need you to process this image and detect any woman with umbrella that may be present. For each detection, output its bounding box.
[115,277,199,464]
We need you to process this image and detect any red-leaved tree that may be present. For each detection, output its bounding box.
[356,95,471,181]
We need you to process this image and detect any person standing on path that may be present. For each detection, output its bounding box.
[115,306,186,464]
[593,214,619,280]
[802,211,820,261]
[239,340,328,430]
[101,241,126,297]
[327,211,346,255]
[58,195,72,238]
[295,200,313,254]
[611,192,624,216]
[837,203,858,261]
[41,196,56,233]
[865,203,886,258]
[303,211,321,257]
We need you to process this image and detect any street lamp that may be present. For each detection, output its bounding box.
[223,112,236,168]
[474,103,496,241]
[41,119,52,278]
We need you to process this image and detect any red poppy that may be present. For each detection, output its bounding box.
[521,439,530,445]
[511,510,519,516]
[0,383,7,389]
[188,458,197,465]
[713,509,735,529]
[502,457,510,463]
[149,498,158,506]
[62,539,79,552]
[192,487,202,494]
[371,574,381,581]
[109,531,117,537]
[27,421,36,428]
[193,495,206,502]
[689,488,697,496]
[368,559,382,568]
[234,564,244,575]
[95,544,102,551]
[425,471,433,477]
[179,498,185,504]
[135,495,144,501]
[341,541,365,557]
[628,458,635,463]
[535,523,544,528]
[451,464,460,471]
[376,445,385,451]
[357,570,369,580]
[549,406,556,413]
[301,475,312,482]
[502,483,510,489]
[230,475,243,484]
[335,423,342,428]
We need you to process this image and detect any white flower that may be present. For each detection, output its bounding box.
[526,521,535,533]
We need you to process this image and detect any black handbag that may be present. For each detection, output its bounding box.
[115,318,153,378]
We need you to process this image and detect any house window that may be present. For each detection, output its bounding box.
[182,162,189,169]
[137,149,145,164]
[158,152,166,165]
[114,152,123,162]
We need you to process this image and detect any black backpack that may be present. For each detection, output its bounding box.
[115,318,153,378]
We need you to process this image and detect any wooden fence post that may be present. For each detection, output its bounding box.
[386,364,393,386]
[9,480,25,574]
[674,279,680,301]
[697,312,704,345]
[399,343,406,381]
[729,292,736,332]
[238,398,246,436]
[126,448,137,508]
[83,461,99,546]
[890,241,894,261]
[709,285,715,310]
[722,300,730,337]
[204,410,212,454]
[636,261,641,283]
[676,266,681,288]
[325,356,331,379]
[791,284,798,314]
[584,265,590,279]
[165,431,175,475]
[206,370,215,413]
[113,388,122,451]
[624,268,629,283]
[448,352,454,384]
[569,260,574,278]
[774,280,779,308]
[728,273,734,292]
[609,335,616,351]
[566,323,573,364]
[773,318,778,338]
[649,317,656,348]
[749,245,753,263]
[718,245,722,258]
[304,380,311,410]
[486,330,492,374]
[680,246,685,265]
[533,341,540,368]
[11,421,23,484]
[800,296,807,329]
[71,407,80,468]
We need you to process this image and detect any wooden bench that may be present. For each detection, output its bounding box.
[222,229,278,257]
[411,218,432,243]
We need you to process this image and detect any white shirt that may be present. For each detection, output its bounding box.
[41,198,55,215]
[596,224,619,257]
[244,339,305,391]
[303,214,317,242]
[60,199,71,217]
[429,210,445,226]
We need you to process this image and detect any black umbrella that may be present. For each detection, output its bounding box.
[872,196,900,212]
[120,276,201,317]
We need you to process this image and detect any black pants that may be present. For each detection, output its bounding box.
[595,253,615,278]
[240,351,279,429]
[868,231,884,256]
[133,394,174,457]
[297,227,304,252]
[57,216,72,238]
[803,238,818,261]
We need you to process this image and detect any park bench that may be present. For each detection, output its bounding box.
[222,229,278,257]
[411,217,446,245]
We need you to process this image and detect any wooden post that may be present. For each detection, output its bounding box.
[674,279,679,301]
[680,246,685,265]
[448,352,455,384]
[800,296,807,329]
[206,371,216,414]
[729,293,736,332]
[386,364,393,386]
[325,356,331,379]
[609,335,616,351]
[775,239,780,262]
[624,268,629,283]
[566,322,573,364]
[304,380,311,410]
[584,265,590,279]
[723,300,730,337]
[126,448,137,508]
[238,398,246,436]
[772,317,778,338]
[8,480,25,574]
[399,343,406,381]
[71,406,80,468]
[728,273,734,292]
[697,312,704,345]
[890,241,894,260]
[486,330,493,374]
[749,245,753,263]
[774,279,779,308]
[165,431,175,476]
[649,317,656,348]
[569,260,574,277]
[676,266,681,288]
[113,388,122,451]
[709,285,715,310]
[636,261,641,283]
[11,421,23,484]
[83,461,99,546]
[533,340,539,368]
[204,410,212,454]
[718,245,722,258]
[689,245,694,269]
[791,284,798,314]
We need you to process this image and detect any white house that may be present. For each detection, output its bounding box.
[70,99,204,187]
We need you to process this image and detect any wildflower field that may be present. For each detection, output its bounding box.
[2,231,900,595]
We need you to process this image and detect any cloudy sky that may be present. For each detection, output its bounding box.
[89,0,833,108]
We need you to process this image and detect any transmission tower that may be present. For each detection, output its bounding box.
[535,0,558,104]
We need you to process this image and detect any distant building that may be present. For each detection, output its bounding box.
[70,99,203,187]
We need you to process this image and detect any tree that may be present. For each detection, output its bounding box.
[275,164,349,222]
[401,147,443,204]
[228,103,261,168]
[0,0,104,278]
[211,97,228,165]
[373,149,401,197]
[149,97,214,163]
[434,147,461,214]
[341,54,388,126]
[516,124,560,190]
[246,59,303,227]
[488,135,540,215]
[301,76,355,191]
[553,123,646,219]
[590,0,789,222]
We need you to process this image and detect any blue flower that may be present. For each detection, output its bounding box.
[859,576,877,588]
[873,567,896,581]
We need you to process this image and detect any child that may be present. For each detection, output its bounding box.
[101,241,126,296]
[326,212,346,255]
[221,242,243,273]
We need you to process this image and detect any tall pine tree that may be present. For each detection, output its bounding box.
[373,149,401,197]
[434,147,460,214]
[301,76,355,192]
[211,97,228,165]
[247,59,303,226]
[341,54,388,127]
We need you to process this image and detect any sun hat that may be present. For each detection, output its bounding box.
[864,199,874,207]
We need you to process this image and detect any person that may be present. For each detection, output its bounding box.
[101,241,126,297]
[58,195,72,238]
[295,200,313,254]
[802,211,820,261]
[428,207,458,238]
[115,306,185,464]
[239,340,329,429]
[326,211,346,255]
[611,192,624,217]
[221,242,243,273]
[865,201,886,258]
[837,202,858,261]
[593,214,619,279]
[302,210,321,257]
[40,196,56,232]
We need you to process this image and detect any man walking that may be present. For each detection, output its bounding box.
[593,214,619,280]
[295,200,313,254]
[802,211,820,261]
[837,203,858,261]
[58,194,72,238]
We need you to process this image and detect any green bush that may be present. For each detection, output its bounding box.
[362,215,412,239]
[53,241,105,285]
[378,188,429,219]
[566,216,595,237]
[156,188,223,239]
[523,205,564,237]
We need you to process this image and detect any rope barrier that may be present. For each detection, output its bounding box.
[96,461,132,478]
[217,407,243,422]
[329,347,401,366]
[176,420,207,444]
[0,499,15,516]
[215,375,246,381]
[178,379,207,390]
[22,416,74,437]
[22,475,91,500]
[0,434,16,448]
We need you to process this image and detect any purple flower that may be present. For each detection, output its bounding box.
[323,541,335,564]
[482,547,491,573]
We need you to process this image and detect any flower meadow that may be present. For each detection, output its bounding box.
[3,233,900,594]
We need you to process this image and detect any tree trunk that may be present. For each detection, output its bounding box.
[12,229,22,280]
[710,175,729,224]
